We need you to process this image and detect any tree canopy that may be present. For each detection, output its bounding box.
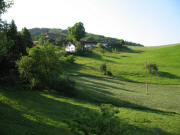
[16,43,62,88]
[0,20,33,77]
[0,0,13,15]
[68,22,85,41]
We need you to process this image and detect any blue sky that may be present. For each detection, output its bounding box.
[2,0,180,46]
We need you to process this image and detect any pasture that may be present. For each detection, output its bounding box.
[1,44,180,135]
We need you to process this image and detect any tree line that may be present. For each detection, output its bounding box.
[29,28,143,48]
[0,1,75,95]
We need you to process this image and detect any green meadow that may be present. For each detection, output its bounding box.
[1,44,180,135]
[70,44,180,84]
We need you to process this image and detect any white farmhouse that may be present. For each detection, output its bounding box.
[83,41,108,48]
[65,42,76,53]
[102,42,108,47]
[84,41,97,48]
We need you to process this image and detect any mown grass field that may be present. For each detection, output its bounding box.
[0,44,180,135]
[0,84,180,135]
[74,76,180,113]
[69,44,180,84]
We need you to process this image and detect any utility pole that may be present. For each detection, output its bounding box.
[145,59,148,95]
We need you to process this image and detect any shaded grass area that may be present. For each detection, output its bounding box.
[73,75,180,113]
[0,84,180,135]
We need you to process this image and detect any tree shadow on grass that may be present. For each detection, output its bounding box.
[71,75,178,116]
[63,63,84,74]
[105,55,129,59]
[157,71,180,79]
[88,52,116,63]
[105,55,121,60]
[0,91,174,135]
[75,76,134,94]
[119,46,144,53]
[0,101,72,135]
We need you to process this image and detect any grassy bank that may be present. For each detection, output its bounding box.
[68,44,180,84]
[0,85,180,135]
[1,44,180,135]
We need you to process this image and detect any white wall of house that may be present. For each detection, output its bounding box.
[102,43,108,47]
[84,44,97,48]
[84,43,108,48]
[65,43,75,52]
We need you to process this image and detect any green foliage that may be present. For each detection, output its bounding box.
[21,27,33,48]
[28,28,66,41]
[95,104,122,135]
[0,29,13,59]
[68,22,85,41]
[16,43,62,88]
[55,37,67,47]
[147,63,158,74]
[74,41,91,56]
[75,41,84,55]
[6,20,33,58]
[49,28,63,34]
[125,40,143,46]
[68,104,123,135]
[28,28,143,48]
[0,0,13,15]
[29,28,50,41]
[97,43,102,48]
[106,70,113,76]
[99,63,112,76]
[0,21,33,79]
[16,43,75,93]
[100,63,107,75]
[65,55,75,63]
[38,33,47,45]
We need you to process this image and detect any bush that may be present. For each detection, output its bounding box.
[65,55,75,63]
[100,63,107,75]
[95,104,121,135]
[50,76,75,96]
[106,70,113,76]
[68,104,126,135]
[97,43,102,48]
[16,43,75,94]
[100,64,113,76]
[147,63,158,74]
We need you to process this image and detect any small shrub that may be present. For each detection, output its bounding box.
[68,104,125,135]
[106,70,113,76]
[100,63,107,75]
[50,76,76,96]
[65,55,75,63]
[147,63,158,74]
[97,43,102,48]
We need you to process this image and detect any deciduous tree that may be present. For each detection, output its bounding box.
[68,22,85,42]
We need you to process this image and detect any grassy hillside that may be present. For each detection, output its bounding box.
[29,28,143,46]
[0,85,180,135]
[1,44,180,135]
[74,76,180,113]
[68,44,180,84]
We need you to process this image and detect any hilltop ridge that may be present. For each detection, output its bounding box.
[29,28,143,47]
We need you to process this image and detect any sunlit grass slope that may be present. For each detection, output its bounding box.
[74,76,180,113]
[69,44,180,84]
[0,86,180,135]
[1,44,180,135]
